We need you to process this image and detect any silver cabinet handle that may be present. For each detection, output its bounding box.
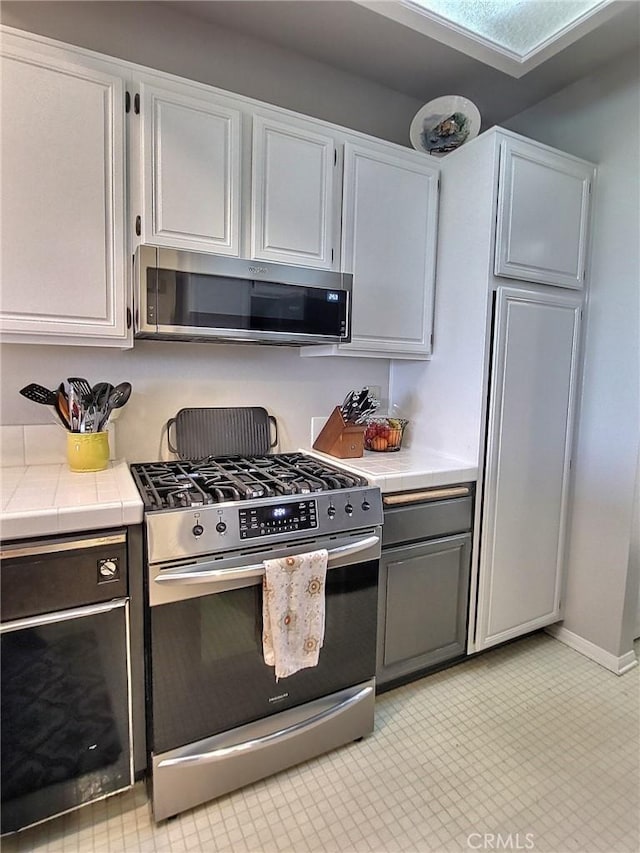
[158,683,373,768]
[0,532,126,560]
[1,597,128,634]
[383,485,471,506]
[154,534,380,586]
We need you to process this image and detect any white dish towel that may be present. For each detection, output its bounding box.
[262,548,329,680]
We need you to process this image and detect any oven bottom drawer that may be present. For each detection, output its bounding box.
[150,678,375,821]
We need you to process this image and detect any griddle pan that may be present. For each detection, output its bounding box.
[167,407,278,459]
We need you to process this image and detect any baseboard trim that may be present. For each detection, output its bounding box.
[545,625,639,675]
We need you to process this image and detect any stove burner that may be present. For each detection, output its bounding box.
[130,453,368,511]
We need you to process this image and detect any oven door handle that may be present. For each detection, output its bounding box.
[0,598,129,634]
[157,683,374,768]
[153,534,380,586]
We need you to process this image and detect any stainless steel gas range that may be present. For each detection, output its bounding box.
[130,452,383,821]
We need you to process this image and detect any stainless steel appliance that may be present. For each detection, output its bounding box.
[376,485,474,691]
[134,246,352,346]
[0,531,134,834]
[130,453,383,821]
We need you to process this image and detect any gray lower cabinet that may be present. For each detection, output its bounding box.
[376,532,471,689]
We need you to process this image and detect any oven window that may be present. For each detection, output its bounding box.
[1,603,132,833]
[149,560,377,755]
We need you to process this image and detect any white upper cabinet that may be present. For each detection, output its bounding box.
[475,286,582,651]
[2,28,444,352]
[137,78,241,255]
[495,137,593,289]
[0,34,128,345]
[338,141,439,357]
[251,114,338,269]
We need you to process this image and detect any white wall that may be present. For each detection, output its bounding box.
[0,341,389,463]
[506,50,640,659]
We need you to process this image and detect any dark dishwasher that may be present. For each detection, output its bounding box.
[0,529,134,835]
[376,484,474,692]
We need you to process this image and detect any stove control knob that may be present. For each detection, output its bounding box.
[216,521,227,534]
[344,503,353,516]
[327,505,336,519]
[192,523,204,537]
[361,499,371,512]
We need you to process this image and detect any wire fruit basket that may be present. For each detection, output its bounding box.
[364,417,408,452]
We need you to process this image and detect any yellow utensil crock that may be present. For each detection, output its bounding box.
[67,432,109,472]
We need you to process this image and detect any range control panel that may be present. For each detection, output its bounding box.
[239,499,318,540]
[145,487,384,564]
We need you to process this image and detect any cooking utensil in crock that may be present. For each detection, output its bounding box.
[81,382,114,432]
[109,382,132,410]
[67,377,93,405]
[91,382,114,409]
[19,383,68,429]
[96,382,132,431]
[54,385,70,429]
[19,384,57,406]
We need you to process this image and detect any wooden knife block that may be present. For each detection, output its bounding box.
[312,407,365,459]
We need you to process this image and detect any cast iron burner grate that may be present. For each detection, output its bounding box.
[130,453,367,511]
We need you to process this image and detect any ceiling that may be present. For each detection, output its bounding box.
[171,0,640,129]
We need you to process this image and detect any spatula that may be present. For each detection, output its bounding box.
[67,377,93,405]
[19,384,57,406]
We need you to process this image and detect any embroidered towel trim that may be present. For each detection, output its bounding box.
[262,548,328,680]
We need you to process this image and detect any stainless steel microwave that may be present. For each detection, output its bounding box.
[134,246,352,346]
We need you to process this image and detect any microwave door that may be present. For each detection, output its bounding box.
[159,274,314,338]
[250,282,305,332]
[250,281,348,337]
[176,274,250,330]
[135,245,352,344]
[158,272,251,335]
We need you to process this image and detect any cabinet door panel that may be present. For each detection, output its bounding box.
[0,43,127,343]
[476,287,581,650]
[495,139,593,288]
[341,143,438,356]
[251,115,336,268]
[377,534,470,687]
[140,83,241,254]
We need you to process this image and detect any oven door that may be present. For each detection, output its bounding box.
[147,530,380,756]
[1,600,133,834]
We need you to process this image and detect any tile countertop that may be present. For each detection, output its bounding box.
[304,446,478,493]
[0,460,144,541]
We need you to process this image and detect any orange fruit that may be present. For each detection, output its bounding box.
[371,436,388,451]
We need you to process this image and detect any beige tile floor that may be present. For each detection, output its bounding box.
[3,633,639,853]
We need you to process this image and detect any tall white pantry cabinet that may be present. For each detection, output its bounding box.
[392,128,595,653]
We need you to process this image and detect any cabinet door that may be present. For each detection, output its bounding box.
[0,38,128,345]
[138,80,241,254]
[377,533,471,688]
[475,286,582,651]
[251,114,337,268]
[340,142,439,357]
[495,138,593,289]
